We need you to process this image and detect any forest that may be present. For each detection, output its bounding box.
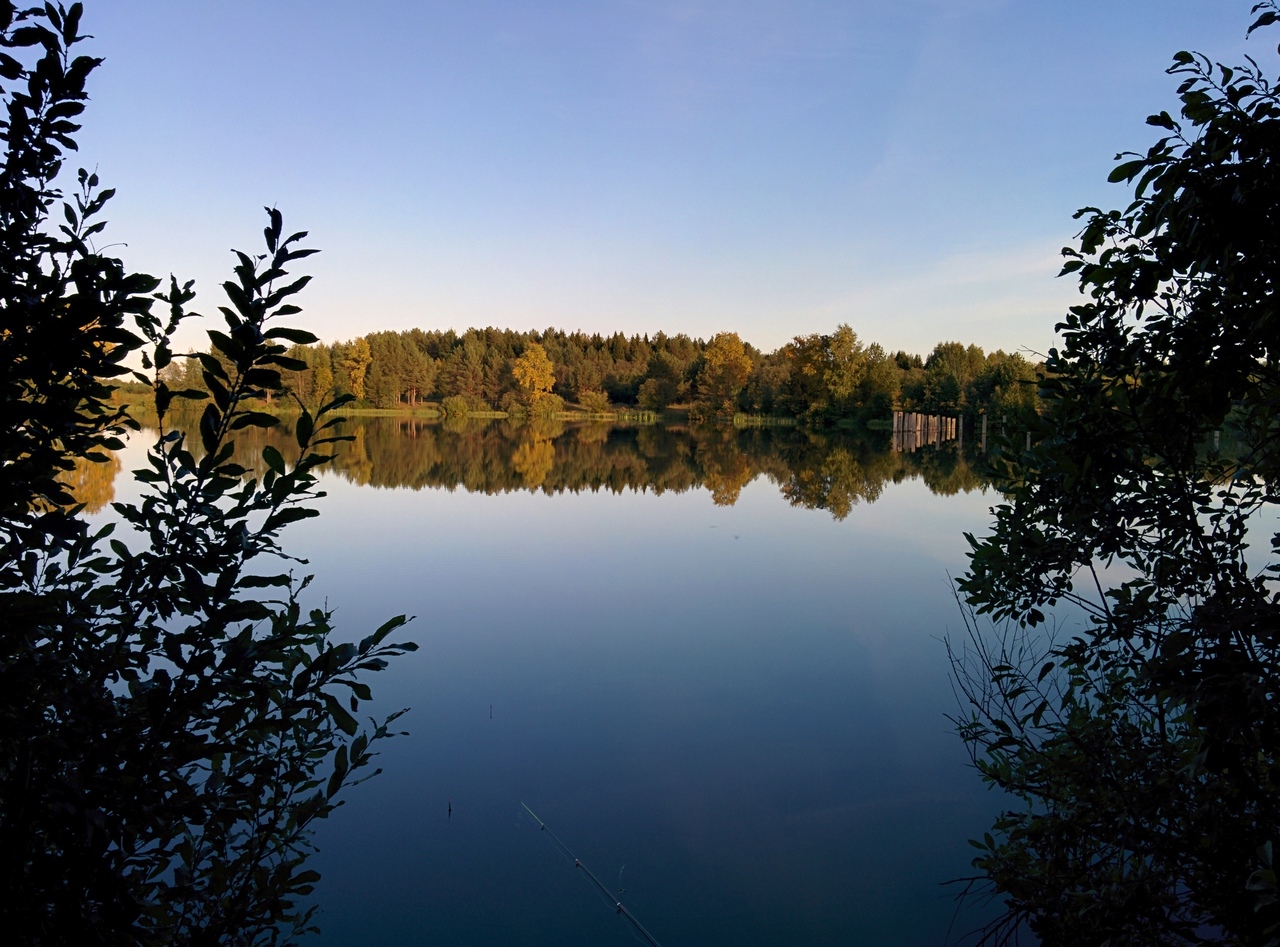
[163,323,1042,425]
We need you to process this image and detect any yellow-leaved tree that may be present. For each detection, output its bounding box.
[341,336,373,400]
[512,342,556,403]
[699,332,753,412]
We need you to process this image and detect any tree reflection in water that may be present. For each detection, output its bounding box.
[137,415,992,520]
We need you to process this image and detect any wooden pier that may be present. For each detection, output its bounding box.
[891,411,960,453]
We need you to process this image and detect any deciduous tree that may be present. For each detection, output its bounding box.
[511,341,556,403]
[953,6,1280,943]
[0,4,415,942]
[339,336,372,401]
[698,331,753,412]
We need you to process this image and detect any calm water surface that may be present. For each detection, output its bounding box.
[109,421,1004,946]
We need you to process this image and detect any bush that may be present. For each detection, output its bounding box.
[528,392,564,419]
[440,394,470,418]
[954,8,1280,942]
[577,389,611,414]
[637,376,677,412]
[0,4,415,942]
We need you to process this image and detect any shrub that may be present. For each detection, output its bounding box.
[0,4,416,942]
[440,394,470,418]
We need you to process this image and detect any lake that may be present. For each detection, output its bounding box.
[100,418,1006,946]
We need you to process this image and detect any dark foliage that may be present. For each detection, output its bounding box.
[953,5,1280,944]
[0,4,415,943]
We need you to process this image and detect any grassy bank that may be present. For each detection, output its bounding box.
[111,385,895,431]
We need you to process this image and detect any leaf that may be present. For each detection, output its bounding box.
[264,326,319,344]
[261,354,308,372]
[1248,10,1279,33]
[359,615,411,653]
[204,373,232,412]
[199,403,222,454]
[323,693,359,737]
[263,507,320,532]
[207,329,243,362]
[230,411,280,430]
[263,276,312,307]
[262,445,286,474]
[320,393,356,414]
[1107,159,1147,183]
[196,351,230,382]
[296,411,314,448]
[243,367,282,389]
[237,574,291,589]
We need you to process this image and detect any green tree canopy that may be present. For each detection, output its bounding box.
[339,336,372,400]
[698,331,753,412]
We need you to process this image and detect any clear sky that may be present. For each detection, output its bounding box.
[70,1,1263,357]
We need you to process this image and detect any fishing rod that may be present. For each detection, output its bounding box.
[520,802,664,947]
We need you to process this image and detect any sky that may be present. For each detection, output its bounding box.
[67,1,1266,357]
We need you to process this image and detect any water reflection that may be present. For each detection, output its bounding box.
[130,415,989,521]
[90,411,1005,945]
[48,451,122,513]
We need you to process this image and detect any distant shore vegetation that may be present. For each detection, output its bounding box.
[134,324,1042,428]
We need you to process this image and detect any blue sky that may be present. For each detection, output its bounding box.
[71,1,1261,356]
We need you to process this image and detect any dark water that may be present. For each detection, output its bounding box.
[108,419,1003,946]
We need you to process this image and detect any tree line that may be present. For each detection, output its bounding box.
[167,323,1042,424]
